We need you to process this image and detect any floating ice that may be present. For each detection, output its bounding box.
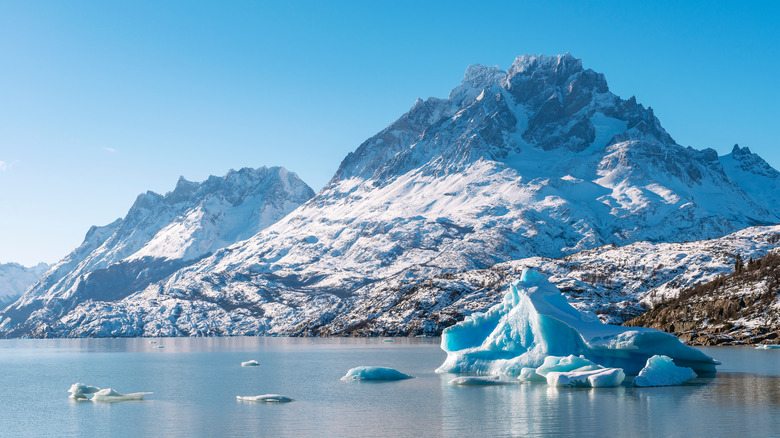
[437,269,719,377]
[341,366,413,381]
[518,355,625,387]
[518,367,546,382]
[534,355,601,376]
[69,383,151,402]
[546,367,626,388]
[241,360,260,366]
[633,355,697,387]
[755,344,780,350]
[68,383,100,400]
[91,388,153,402]
[237,394,294,403]
[448,376,513,386]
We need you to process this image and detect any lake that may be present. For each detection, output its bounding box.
[1,337,778,437]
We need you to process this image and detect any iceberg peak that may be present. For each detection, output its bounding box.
[437,271,719,376]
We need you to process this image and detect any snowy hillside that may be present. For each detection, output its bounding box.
[3,53,780,338]
[25,224,780,338]
[625,244,780,346]
[0,263,49,306]
[0,167,313,336]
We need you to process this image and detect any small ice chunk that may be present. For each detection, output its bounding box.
[546,368,625,387]
[155,345,164,349]
[448,376,512,386]
[518,367,546,382]
[91,388,153,402]
[341,366,413,381]
[382,339,394,343]
[241,360,260,367]
[633,355,697,387]
[755,344,780,350]
[237,394,294,403]
[535,355,600,377]
[68,383,100,398]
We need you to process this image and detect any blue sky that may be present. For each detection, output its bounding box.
[1,0,778,265]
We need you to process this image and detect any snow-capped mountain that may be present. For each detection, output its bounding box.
[3,53,779,338]
[0,167,313,336]
[0,262,49,306]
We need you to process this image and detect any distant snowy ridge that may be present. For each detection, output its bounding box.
[0,167,314,337]
[0,262,49,306]
[2,53,780,338]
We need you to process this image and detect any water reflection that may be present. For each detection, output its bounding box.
[439,372,780,437]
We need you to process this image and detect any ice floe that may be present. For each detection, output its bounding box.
[436,269,719,379]
[755,344,780,350]
[341,366,413,381]
[241,360,259,366]
[92,388,153,402]
[68,383,151,402]
[633,355,697,387]
[237,394,294,403]
[68,383,100,400]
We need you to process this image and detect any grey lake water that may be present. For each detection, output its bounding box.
[1,337,779,437]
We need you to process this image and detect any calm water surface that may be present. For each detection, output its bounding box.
[1,337,778,437]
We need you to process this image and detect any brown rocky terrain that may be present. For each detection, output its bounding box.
[624,249,780,346]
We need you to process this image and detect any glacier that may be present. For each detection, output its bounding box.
[436,269,719,377]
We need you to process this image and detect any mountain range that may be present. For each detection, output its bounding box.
[2,53,778,338]
[0,262,50,306]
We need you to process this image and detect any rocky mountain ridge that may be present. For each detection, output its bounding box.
[0,262,49,306]
[0,167,313,337]
[2,53,779,338]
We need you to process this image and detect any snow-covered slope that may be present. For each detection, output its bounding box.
[28,224,780,338]
[3,53,779,338]
[625,243,780,346]
[0,263,49,306]
[0,167,313,336]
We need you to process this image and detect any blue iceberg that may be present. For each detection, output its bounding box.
[341,366,413,381]
[436,269,718,377]
[633,355,697,387]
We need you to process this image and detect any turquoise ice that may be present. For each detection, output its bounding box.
[436,269,718,377]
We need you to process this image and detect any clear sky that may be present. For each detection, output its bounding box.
[1,0,778,266]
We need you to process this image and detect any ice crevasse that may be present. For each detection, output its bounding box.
[436,269,719,378]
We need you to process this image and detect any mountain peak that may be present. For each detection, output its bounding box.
[507,53,582,77]
[461,64,506,87]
